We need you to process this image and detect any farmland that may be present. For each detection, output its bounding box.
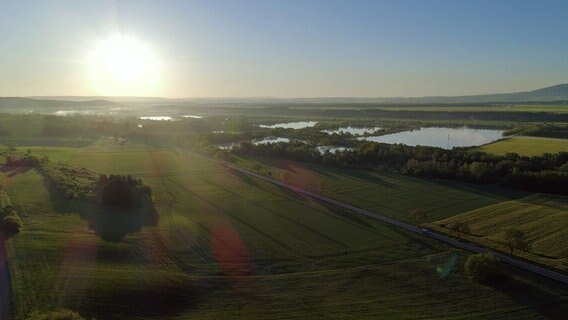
[429,195,568,271]
[477,136,568,156]
[2,144,567,319]
[229,155,527,223]
[228,155,568,272]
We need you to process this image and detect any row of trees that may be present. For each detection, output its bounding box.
[231,141,568,195]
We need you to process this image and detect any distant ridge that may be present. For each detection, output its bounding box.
[5,83,568,105]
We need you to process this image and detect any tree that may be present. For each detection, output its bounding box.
[410,209,427,226]
[449,222,471,239]
[465,253,501,283]
[0,206,23,236]
[317,180,326,193]
[503,227,530,255]
[213,150,227,162]
[252,163,262,173]
[280,170,291,183]
[96,175,152,207]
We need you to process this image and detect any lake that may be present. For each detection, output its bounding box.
[359,127,504,149]
[253,137,291,145]
[322,126,382,136]
[138,116,175,121]
[259,121,317,129]
[218,137,292,150]
[182,115,203,119]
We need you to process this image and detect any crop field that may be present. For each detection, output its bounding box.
[477,136,568,156]
[3,145,568,319]
[429,195,568,271]
[231,156,526,223]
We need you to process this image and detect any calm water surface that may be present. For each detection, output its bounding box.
[253,137,291,145]
[322,126,382,136]
[359,127,503,149]
[138,116,175,121]
[259,121,317,129]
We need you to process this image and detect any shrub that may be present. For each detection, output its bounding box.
[26,309,94,320]
[465,253,501,283]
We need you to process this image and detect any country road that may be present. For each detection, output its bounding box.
[182,149,568,286]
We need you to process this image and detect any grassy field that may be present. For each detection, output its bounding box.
[428,195,568,271]
[477,136,568,156]
[3,144,568,319]
[230,155,527,223]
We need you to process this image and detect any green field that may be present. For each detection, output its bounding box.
[230,155,526,223]
[3,145,568,319]
[429,195,568,271]
[477,136,568,156]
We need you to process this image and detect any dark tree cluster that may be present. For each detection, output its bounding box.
[4,154,42,166]
[95,175,153,207]
[505,123,568,139]
[465,253,502,283]
[0,205,22,236]
[232,141,568,195]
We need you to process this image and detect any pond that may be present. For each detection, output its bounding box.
[259,121,317,129]
[218,143,238,150]
[138,116,175,121]
[322,126,382,136]
[359,127,504,149]
[253,137,291,145]
[218,137,293,149]
[182,115,203,119]
[317,146,353,154]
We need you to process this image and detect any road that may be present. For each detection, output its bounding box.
[183,149,568,285]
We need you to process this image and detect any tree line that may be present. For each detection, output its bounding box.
[230,141,568,195]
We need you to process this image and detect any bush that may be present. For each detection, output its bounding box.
[0,206,22,236]
[38,161,98,199]
[464,253,501,283]
[26,309,94,320]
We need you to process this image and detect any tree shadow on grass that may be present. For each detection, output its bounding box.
[0,165,32,177]
[489,271,568,320]
[34,166,160,242]
[78,203,159,242]
[79,278,219,319]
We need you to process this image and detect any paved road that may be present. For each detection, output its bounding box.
[183,149,568,285]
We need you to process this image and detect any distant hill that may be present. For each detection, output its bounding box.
[0,97,121,113]
[4,84,568,108]
[279,84,568,104]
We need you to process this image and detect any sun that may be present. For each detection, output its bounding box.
[88,35,161,96]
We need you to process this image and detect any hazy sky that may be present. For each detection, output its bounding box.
[1,0,567,98]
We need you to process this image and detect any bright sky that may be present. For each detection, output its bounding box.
[0,0,567,98]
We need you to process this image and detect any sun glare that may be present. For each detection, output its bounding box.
[88,35,161,96]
